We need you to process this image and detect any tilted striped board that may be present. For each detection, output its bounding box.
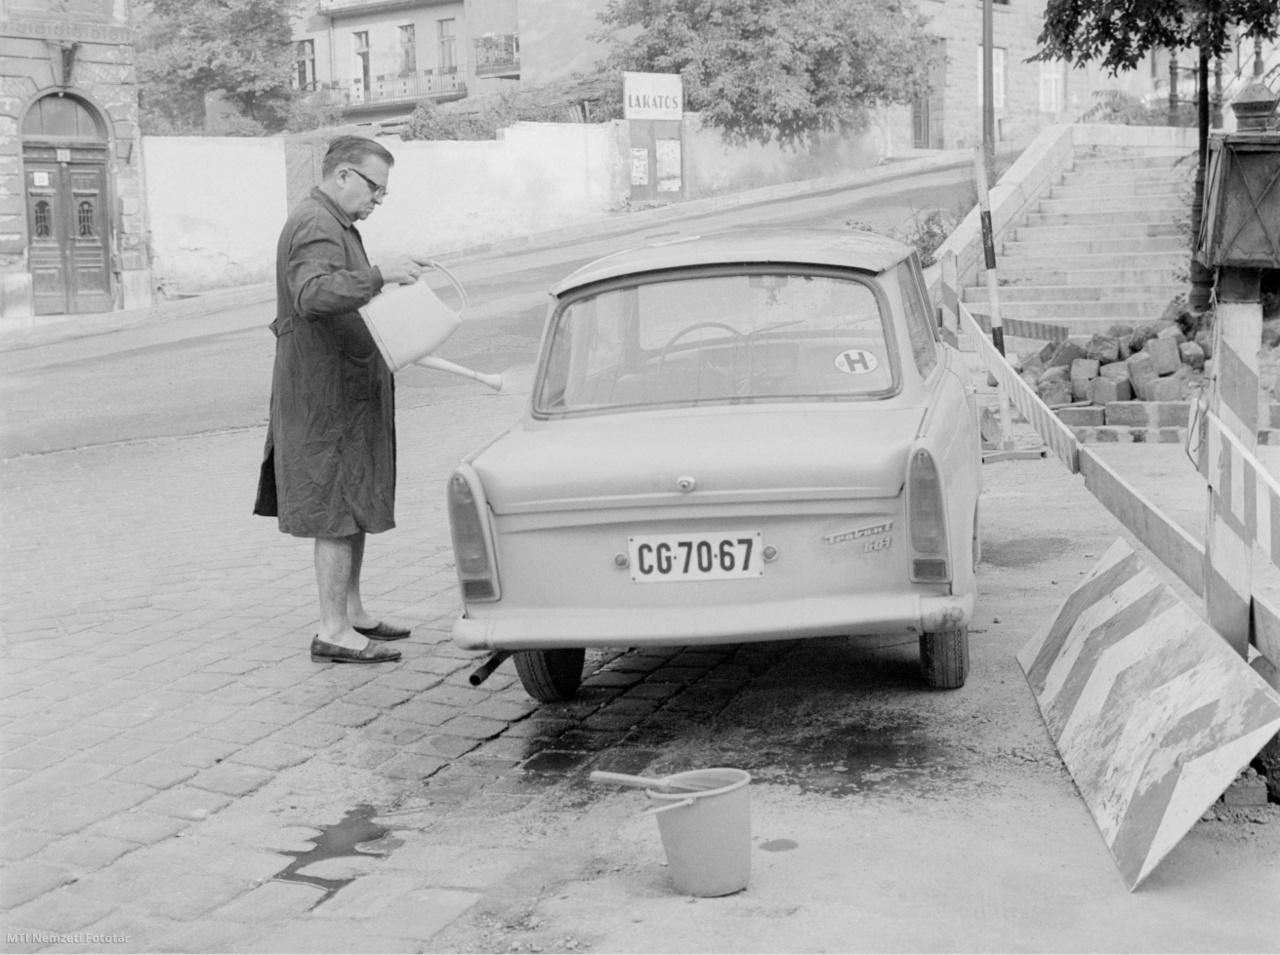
[968,311,1071,343]
[1018,538,1280,890]
[959,302,1079,473]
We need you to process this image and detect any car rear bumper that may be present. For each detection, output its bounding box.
[451,591,975,651]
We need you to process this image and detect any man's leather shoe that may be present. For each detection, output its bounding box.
[353,621,411,641]
[310,636,401,664]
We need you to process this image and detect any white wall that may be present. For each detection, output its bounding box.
[681,113,888,199]
[142,137,289,293]
[141,122,629,291]
[360,121,628,262]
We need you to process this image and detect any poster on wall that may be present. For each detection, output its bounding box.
[630,148,650,186]
[623,72,683,121]
[655,139,682,192]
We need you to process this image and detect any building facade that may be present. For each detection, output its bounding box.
[869,0,1171,151]
[1,0,150,324]
[293,0,519,124]
[518,0,1167,152]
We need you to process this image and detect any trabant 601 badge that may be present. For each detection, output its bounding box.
[834,349,878,374]
[823,520,893,545]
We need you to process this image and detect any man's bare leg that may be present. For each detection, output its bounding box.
[346,531,378,630]
[315,535,371,650]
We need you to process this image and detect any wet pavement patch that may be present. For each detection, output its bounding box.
[755,719,967,797]
[759,839,798,852]
[273,805,396,905]
[981,536,1072,567]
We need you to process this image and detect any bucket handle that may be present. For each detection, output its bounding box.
[420,260,470,321]
[640,798,695,817]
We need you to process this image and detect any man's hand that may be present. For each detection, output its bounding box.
[379,254,434,286]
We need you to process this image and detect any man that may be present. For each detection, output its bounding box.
[254,135,431,664]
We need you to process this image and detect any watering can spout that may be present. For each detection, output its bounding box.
[414,355,503,392]
[360,260,500,389]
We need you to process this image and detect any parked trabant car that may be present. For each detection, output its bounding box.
[447,229,982,701]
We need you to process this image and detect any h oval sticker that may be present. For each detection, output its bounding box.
[834,349,878,374]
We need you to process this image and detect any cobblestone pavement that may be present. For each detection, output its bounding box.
[0,366,816,952]
[6,346,1280,952]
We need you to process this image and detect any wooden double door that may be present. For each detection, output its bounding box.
[25,153,112,315]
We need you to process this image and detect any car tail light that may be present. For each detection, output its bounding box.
[908,448,951,583]
[448,471,500,602]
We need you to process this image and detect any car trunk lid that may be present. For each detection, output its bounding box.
[474,404,924,514]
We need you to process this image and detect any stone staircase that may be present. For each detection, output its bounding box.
[963,147,1196,337]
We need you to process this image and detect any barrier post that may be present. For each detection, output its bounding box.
[1203,266,1263,657]
[939,250,961,347]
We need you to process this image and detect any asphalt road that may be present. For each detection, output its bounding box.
[0,167,971,458]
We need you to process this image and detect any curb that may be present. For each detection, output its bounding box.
[427,149,973,263]
[1069,427,1280,445]
[0,283,275,352]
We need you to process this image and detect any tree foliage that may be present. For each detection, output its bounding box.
[1034,0,1279,73]
[401,74,622,141]
[136,0,301,133]
[593,0,936,149]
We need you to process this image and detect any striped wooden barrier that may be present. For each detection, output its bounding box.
[1018,538,1280,890]
[958,301,1079,473]
[1200,287,1262,657]
[1199,410,1280,668]
[957,275,1277,677]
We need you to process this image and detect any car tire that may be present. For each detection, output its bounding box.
[919,627,969,689]
[514,648,585,702]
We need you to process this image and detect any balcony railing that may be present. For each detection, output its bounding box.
[474,33,519,76]
[318,0,450,17]
[325,71,467,108]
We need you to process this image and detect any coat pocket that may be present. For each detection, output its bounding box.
[340,349,381,401]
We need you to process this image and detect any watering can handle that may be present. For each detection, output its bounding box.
[420,260,469,320]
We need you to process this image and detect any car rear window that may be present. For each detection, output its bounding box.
[896,259,938,378]
[535,269,898,415]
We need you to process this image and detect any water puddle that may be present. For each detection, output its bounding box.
[273,805,397,905]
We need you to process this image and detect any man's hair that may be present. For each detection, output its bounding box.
[322,135,395,178]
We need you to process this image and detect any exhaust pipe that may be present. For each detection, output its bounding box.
[469,650,512,687]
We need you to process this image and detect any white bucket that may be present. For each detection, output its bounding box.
[358,261,469,373]
[645,768,751,897]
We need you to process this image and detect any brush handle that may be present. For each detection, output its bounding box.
[588,771,700,791]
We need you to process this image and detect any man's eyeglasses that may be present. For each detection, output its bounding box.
[346,167,387,199]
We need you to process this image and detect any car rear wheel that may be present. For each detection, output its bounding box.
[514,648,585,702]
[919,627,969,689]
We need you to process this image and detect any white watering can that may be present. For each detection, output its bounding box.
[358,260,503,391]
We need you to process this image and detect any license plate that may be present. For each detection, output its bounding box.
[628,532,764,583]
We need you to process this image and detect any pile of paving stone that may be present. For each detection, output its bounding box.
[1016,320,1209,410]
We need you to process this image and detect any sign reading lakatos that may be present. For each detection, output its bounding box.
[623,72,683,121]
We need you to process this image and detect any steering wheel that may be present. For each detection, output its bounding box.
[657,322,748,366]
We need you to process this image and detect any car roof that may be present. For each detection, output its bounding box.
[550,229,916,296]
